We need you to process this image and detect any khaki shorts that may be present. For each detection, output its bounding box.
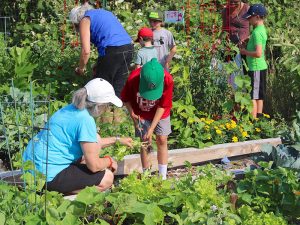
[135,116,172,139]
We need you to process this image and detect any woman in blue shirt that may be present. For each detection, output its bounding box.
[23,78,132,194]
[70,3,133,98]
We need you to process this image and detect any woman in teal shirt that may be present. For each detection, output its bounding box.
[23,78,132,194]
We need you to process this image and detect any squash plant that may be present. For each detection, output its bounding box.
[237,162,300,219]
[0,164,294,224]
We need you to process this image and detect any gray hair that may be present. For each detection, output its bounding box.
[72,88,107,117]
[73,3,94,24]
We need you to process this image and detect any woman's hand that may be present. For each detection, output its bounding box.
[119,137,133,148]
[75,67,86,75]
[110,158,118,173]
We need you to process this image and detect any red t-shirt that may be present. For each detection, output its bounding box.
[121,68,174,120]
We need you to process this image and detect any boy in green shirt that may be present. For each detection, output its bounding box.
[240,4,268,118]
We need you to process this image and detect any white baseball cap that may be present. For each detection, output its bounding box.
[84,78,123,107]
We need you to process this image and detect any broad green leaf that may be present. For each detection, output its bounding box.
[75,186,105,206]
[61,214,81,225]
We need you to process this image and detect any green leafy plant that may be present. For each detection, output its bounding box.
[237,163,300,219]
[257,144,300,169]
[9,46,38,91]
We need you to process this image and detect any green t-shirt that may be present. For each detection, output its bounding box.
[246,25,268,71]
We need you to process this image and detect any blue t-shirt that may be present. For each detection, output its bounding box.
[84,9,132,56]
[23,104,97,182]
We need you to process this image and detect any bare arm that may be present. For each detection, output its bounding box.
[124,102,138,120]
[80,142,112,173]
[124,102,139,129]
[165,45,177,69]
[240,45,263,58]
[98,134,133,148]
[77,17,91,74]
[144,107,165,143]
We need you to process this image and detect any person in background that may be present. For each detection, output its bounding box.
[23,78,133,194]
[240,4,268,118]
[148,10,177,71]
[121,59,174,180]
[134,27,158,69]
[222,0,250,51]
[218,0,250,88]
[69,3,134,123]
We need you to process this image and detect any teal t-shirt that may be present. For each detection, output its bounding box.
[23,104,97,182]
[134,46,158,66]
[246,25,268,71]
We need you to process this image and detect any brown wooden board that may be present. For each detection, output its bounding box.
[115,137,281,175]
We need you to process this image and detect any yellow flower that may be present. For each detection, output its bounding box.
[220,124,225,129]
[263,113,270,118]
[200,118,206,122]
[230,120,237,129]
[242,131,248,137]
[216,129,222,135]
[255,128,261,132]
[232,136,238,142]
[225,123,231,130]
[205,119,214,125]
[204,125,210,130]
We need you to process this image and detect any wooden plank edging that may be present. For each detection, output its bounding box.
[115,137,282,175]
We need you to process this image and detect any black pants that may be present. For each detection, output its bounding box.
[95,44,134,97]
[46,163,106,194]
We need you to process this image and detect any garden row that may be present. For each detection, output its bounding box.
[1,161,299,224]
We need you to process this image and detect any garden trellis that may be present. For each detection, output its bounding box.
[0,16,10,43]
[0,80,52,216]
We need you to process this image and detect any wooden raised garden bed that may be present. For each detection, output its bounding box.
[115,137,282,175]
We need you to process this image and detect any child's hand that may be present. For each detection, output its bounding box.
[240,48,247,55]
[143,128,154,144]
[130,112,139,129]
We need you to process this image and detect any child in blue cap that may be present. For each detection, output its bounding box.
[240,4,268,118]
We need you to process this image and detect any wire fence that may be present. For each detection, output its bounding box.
[0,80,52,216]
[0,16,11,43]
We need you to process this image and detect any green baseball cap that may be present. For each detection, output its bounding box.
[139,58,164,100]
[148,11,164,21]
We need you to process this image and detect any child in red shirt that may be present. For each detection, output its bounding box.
[121,58,174,180]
